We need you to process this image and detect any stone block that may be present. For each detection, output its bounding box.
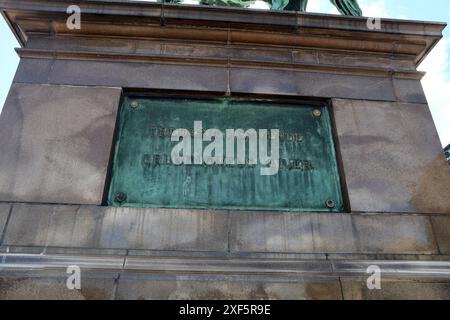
[229,68,396,101]
[14,58,228,93]
[431,216,450,254]
[352,215,437,254]
[333,99,450,214]
[12,58,53,84]
[4,203,440,255]
[229,211,437,255]
[318,52,415,71]
[3,204,229,252]
[93,207,229,251]
[116,275,342,300]
[393,78,428,104]
[0,204,11,241]
[229,212,357,254]
[231,47,291,63]
[0,83,122,204]
[342,279,450,300]
[0,273,116,300]
[3,204,81,247]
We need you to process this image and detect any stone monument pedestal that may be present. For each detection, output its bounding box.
[0,0,449,299]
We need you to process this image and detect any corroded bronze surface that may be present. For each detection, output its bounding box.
[108,97,344,211]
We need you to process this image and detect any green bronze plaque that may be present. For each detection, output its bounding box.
[108,97,344,212]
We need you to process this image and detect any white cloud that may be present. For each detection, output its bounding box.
[419,38,450,147]
[359,0,388,17]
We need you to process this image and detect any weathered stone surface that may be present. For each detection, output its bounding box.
[4,204,440,255]
[352,215,437,254]
[327,253,450,261]
[3,204,229,251]
[292,50,319,64]
[14,58,228,93]
[123,256,333,275]
[27,36,141,55]
[393,78,428,104]
[116,275,342,300]
[163,43,229,59]
[0,204,11,241]
[0,0,448,301]
[230,212,437,254]
[0,274,116,300]
[94,207,229,251]
[0,84,122,205]
[4,204,92,247]
[229,212,357,254]
[333,99,450,214]
[231,47,292,63]
[230,68,396,101]
[342,279,450,300]
[12,58,53,84]
[431,216,450,254]
[317,52,415,71]
[1,244,127,256]
[13,42,424,106]
[24,33,417,72]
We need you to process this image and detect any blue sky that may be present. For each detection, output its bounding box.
[1,0,449,146]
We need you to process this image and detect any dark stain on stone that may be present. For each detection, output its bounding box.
[249,283,269,300]
[304,282,342,300]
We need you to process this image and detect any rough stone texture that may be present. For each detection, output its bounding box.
[393,79,428,104]
[12,58,53,84]
[1,246,449,300]
[333,99,450,214]
[14,58,228,93]
[316,51,415,71]
[0,273,116,300]
[12,58,427,104]
[230,212,356,253]
[3,204,229,251]
[230,212,438,254]
[0,204,11,240]
[342,279,450,300]
[229,68,396,102]
[0,1,448,300]
[2,272,450,300]
[3,204,84,247]
[352,215,437,254]
[4,204,439,255]
[91,207,229,251]
[115,275,342,300]
[0,83,122,205]
[23,35,417,72]
[431,216,450,254]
